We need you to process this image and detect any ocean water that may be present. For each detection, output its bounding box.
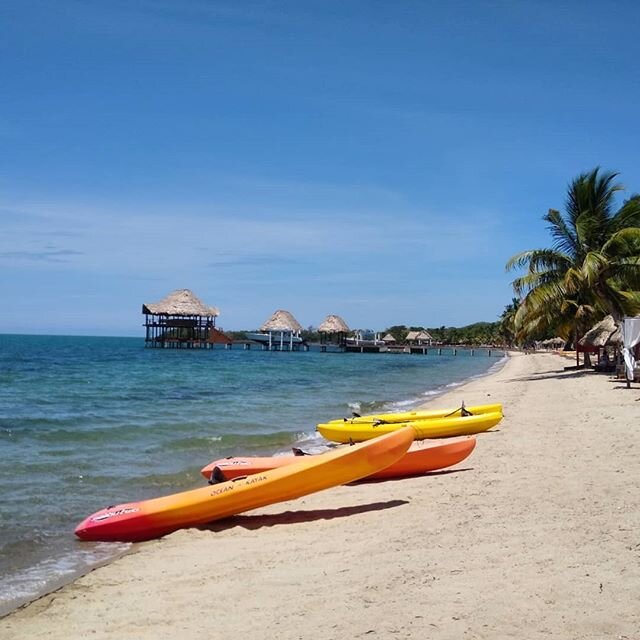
[0,334,505,615]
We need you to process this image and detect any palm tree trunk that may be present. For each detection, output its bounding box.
[575,325,579,368]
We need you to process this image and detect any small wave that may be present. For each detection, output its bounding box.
[386,398,419,409]
[387,394,437,412]
[348,399,389,415]
[0,542,130,617]
[291,430,326,447]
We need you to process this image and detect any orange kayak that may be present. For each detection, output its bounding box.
[75,426,414,542]
[201,436,476,483]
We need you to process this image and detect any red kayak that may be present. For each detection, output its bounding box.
[201,436,476,483]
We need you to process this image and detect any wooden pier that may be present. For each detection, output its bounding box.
[345,343,504,357]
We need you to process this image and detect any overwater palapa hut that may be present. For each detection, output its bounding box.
[142,289,228,349]
[246,309,304,350]
[318,314,350,346]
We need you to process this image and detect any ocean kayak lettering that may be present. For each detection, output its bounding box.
[92,507,139,522]
[210,484,235,496]
[245,475,267,485]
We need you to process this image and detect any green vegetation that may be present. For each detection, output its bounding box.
[505,168,640,356]
[383,323,505,346]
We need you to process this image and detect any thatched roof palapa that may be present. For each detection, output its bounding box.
[260,309,303,333]
[318,314,350,334]
[142,289,219,317]
[382,333,396,343]
[539,337,566,347]
[579,315,617,348]
[406,330,433,342]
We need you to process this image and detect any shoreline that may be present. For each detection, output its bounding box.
[356,351,510,416]
[0,352,505,617]
[2,352,638,638]
[0,348,508,619]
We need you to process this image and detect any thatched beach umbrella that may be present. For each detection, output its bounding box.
[538,337,565,350]
[579,315,617,349]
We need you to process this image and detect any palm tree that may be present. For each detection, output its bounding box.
[498,298,520,348]
[506,168,640,365]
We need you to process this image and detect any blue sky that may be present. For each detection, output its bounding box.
[2,1,640,336]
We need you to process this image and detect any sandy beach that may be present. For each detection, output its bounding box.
[1,351,638,639]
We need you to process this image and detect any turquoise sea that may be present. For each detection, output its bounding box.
[0,334,505,615]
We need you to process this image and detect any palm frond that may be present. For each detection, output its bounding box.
[505,248,570,273]
[511,267,566,297]
[543,209,578,256]
[603,227,640,258]
[563,266,588,293]
[589,168,622,221]
[565,168,622,236]
[565,170,592,225]
[610,194,640,233]
[580,251,609,286]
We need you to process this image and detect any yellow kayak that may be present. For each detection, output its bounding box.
[327,402,503,425]
[317,411,503,444]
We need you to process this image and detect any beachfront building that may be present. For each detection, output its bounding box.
[142,289,230,349]
[318,314,350,346]
[405,330,434,346]
[246,309,304,351]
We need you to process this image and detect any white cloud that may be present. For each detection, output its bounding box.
[0,193,501,277]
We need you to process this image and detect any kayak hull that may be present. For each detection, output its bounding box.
[75,426,415,542]
[317,411,503,443]
[201,436,476,482]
